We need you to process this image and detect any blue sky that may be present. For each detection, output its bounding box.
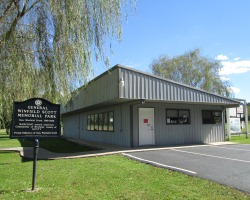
[94,0,250,102]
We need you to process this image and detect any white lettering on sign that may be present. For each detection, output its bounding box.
[18,109,41,114]
[45,115,56,118]
[11,98,60,138]
[42,110,57,114]
[27,106,48,110]
[18,113,42,118]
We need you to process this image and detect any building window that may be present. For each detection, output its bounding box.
[166,109,190,124]
[87,111,114,132]
[202,110,222,124]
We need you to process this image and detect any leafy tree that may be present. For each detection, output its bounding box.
[0,0,135,130]
[150,49,232,96]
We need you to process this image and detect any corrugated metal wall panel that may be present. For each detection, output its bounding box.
[63,114,80,139]
[133,103,225,146]
[63,68,119,113]
[72,104,131,147]
[64,99,225,147]
[119,67,237,106]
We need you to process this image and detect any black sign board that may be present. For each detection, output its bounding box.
[11,98,60,138]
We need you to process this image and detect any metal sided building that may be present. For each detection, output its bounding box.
[61,64,240,147]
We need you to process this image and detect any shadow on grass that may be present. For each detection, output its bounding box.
[1,130,103,164]
[21,157,33,162]
[0,131,9,138]
[0,162,15,165]
[0,188,38,195]
[0,135,9,138]
[1,129,101,154]
[18,137,101,153]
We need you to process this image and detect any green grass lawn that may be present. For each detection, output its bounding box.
[226,121,250,142]
[231,134,250,144]
[1,153,249,200]
[1,129,250,199]
[241,121,250,134]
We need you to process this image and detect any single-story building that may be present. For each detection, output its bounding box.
[61,64,240,147]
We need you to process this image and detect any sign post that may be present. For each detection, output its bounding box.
[10,98,60,191]
[244,100,248,138]
[32,139,39,191]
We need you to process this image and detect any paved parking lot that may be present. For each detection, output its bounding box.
[123,144,250,193]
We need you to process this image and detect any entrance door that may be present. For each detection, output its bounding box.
[139,108,155,146]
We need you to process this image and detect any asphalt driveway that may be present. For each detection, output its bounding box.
[123,144,250,194]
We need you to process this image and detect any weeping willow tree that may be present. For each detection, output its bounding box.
[150,49,232,97]
[0,0,135,129]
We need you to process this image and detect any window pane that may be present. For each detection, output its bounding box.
[87,111,114,132]
[94,114,98,130]
[98,113,103,131]
[90,114,95,130]
[108,111,114,131]
[166,109,178,124]
[202,110,212,124]
[166,109,190,124]
[179,110,190,124]
[87,115,91,130]
[202,110,222,124]
[212,111,222,124]
[167,110,178,117]
[103,112,108,131]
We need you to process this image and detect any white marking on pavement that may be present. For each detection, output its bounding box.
[172,149,250,163]
[123,153,197,174]
[209,145,250,152]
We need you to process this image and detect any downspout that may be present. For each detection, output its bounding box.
[78,113,81,139]
[130,105,133,147]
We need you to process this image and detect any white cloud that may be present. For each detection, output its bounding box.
[233,57,240,61]
[219,60,250,75]
[216,54,229,61]
[230,86,240,94]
